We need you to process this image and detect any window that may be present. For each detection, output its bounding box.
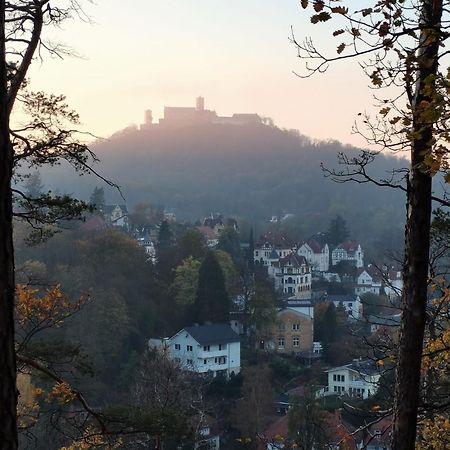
[293,336,299,347]
[187,359,193,365]
[203,345,210,351]
[187,345,193,352]
[292,323,300,331]
[219,344,226,351]
[174,344,180,350]
[255,251,259,256]
[341,375,345,382]
[278,337,285,349]
[333,374,337,381]
[175,357,181,363]
[204,359,207,364]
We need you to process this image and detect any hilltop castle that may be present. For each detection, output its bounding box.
[140,97,262,130]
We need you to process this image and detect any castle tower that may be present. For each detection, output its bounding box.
[145,109,153,125]
[196,96,205,111]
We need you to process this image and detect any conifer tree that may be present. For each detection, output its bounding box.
[193,251,230,324]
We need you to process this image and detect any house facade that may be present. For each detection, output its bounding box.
[331,241,364,268]
[297,239,329,272]
[354,267,382,296]
[268,309,313,354]
[320,359,382,399]
[153,324,240,378]
[254,233,294,267]
[103,204,129,228]
[324,294,363,320]
[268,253,312,299]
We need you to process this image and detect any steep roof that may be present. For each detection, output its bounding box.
[306,238,326,253]
[256,231,293,249]
[277,253,308,268]
[337,240,360,252]
[326,359,382,376]
[183,324,239,345]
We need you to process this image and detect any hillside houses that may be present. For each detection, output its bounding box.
[297,239,329,272]
[254,233,295,267]
[331,240,364,268]
[103,204,129,228]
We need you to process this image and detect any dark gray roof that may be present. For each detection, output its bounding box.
[184,324,240,345]
[326,359,382,376]
[323,294,359,303]
[368,314,401,327]
[103,204,128,214]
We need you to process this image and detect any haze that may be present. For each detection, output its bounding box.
[27,0,375,147]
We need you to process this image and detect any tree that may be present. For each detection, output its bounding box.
[326,215,349,247]
[0,2,115,443]
[296,2,450,448]
[288,387,330,450]
[233,365,274,447]
[171,256,201,307]
[217,226,242,266]
[247,228,255,273]
[193,251,230,324]
[89,187,105,211]
[24,172,44,199]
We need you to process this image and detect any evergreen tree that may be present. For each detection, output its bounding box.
[193,251,230,324]
[157,220,172,253]
[89,186,105,211]
[217,226,242,266]
[326,215,349,247]
[24,172,44,198]
[247,228,255,273]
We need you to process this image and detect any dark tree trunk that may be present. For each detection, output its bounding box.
[0,1,17,448]
[392,1,443,449]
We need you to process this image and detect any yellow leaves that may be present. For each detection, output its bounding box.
[47,382,77,405]
[16,284,88,328]
[376,359,384,366]
[60,427,123,450]
[371,405,381,412]
[417,415,450,450]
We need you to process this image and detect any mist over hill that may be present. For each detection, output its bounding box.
[41,122,408,252]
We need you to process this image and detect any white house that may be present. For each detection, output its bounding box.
[384,269,403,300]
[323,294,363,320]
[319,359,382,399]
[268,253,312,299]
[331,241,364,268]
[103,204,129,228]
[254,233,294,267]
[136,235,157,263]
[297,239,329,272]
[354,267,382,296]
[151,324,240,378]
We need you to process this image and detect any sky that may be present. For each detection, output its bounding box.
[27,0,377,147]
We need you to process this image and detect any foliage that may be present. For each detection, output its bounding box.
[193,251,230,323]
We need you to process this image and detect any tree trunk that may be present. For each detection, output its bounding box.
[0,0,17,448]
[392,1,443,449]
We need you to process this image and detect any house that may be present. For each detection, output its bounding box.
[297,239,330,272]
[254,232,294,267]
[265,308,313,354]
[284,298,315,318]
[322,294,362,320]
[136,234,157,263]
[331,241,364,268]
[368,314,401,334]
[103,204,129,228]
[363,416,392,450]
[319,359,382,399]
[193,414,220,450]
[354,267,383,296]
[268,253,312,299]
[197,226,220,248]
[150,324,240,378]
[384,269,403,300]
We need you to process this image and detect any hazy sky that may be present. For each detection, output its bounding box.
[27,0,377,147]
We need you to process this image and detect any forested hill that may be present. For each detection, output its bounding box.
[43,122,407,246]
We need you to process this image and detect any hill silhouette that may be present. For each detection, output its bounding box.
[40,122,408,253]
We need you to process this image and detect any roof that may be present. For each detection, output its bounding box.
[196,226,218,240]
[337,240,360,252]
[256,232,294,249]
[278,308,312,321]
[276,253,308,269]
[326,359,382,376]
[322,294,360,303]
[368,314,401,327]
[323,410,358,449]
[183,324,240,345]
[306,238,326,253]
[286,298,314,307]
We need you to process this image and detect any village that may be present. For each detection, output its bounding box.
[87,200,401,449]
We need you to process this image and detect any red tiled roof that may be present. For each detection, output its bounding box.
[306,239,325,253]
[197,226,218,240]
[258,415,289,450]
[338,240,360,252]
[256,232,294,249]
